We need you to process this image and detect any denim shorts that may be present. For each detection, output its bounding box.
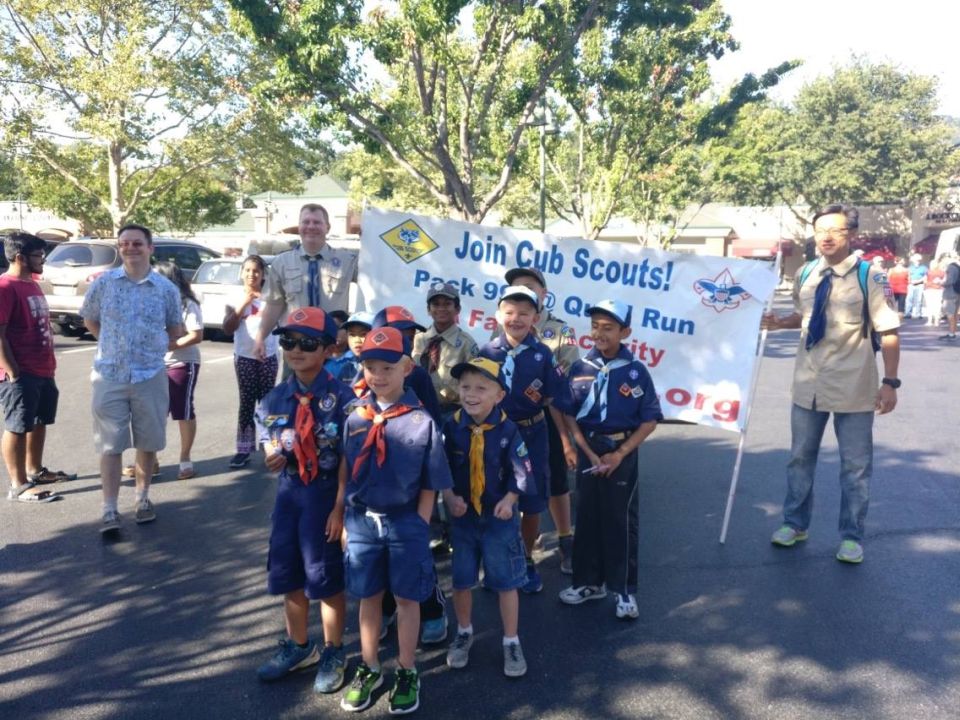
[267,477,344,600]
[344,507,435,602]
[0,373,58,433]
[450,507,527,592]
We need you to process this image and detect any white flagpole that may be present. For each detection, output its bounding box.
[719,247,783,544]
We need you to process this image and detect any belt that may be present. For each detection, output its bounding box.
[588,430,631,442]
[516,411,546,427]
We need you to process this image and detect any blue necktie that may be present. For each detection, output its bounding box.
[307,256,320,307]
[576,357,631,422]
[501,343,529,391]
[805,269,833,350]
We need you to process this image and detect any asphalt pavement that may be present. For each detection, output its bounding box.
[1,303,958,720]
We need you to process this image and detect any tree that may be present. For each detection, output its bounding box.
[707,60,960,221]
[0,0,318,234]
[233,0,738,224]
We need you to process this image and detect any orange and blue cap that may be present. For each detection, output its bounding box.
[272,307,337,343]
[359,326,411,363]
[371,305,426,332]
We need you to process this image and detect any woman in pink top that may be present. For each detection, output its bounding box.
[924,257,946,326]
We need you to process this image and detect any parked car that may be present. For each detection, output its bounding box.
[38,238,221,336]
[191,257,274,339]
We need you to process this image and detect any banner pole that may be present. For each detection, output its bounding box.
[719,248,783,544]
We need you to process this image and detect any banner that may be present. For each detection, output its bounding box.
[358,207,779,432]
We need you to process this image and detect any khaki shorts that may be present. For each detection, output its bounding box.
[91,369,168,455]
[943,295,960,316]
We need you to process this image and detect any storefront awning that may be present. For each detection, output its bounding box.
[729,238,794,258]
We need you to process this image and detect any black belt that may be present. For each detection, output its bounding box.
[587,430,631,442]
[516,411,545,427]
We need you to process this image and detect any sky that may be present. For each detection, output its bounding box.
[710,0,960,117]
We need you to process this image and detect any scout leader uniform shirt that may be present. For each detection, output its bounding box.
[478,333,572,421]
[792,254,900,413]
[412,324,479,409]
[342,388,452,514]
[569,346,663,433]
[442,408,534,512]
[255,371,356,486]
[535,311,580,374]
[264,244,357,315]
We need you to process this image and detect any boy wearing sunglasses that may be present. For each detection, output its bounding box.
[254,308,356,695]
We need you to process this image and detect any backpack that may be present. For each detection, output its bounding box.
[951,262,960,294]
[797,258,881,353]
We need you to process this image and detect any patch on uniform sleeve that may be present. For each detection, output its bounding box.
[524,386,542,404]
[631,385,644,399]
[560,326,576,345]
[619,383,632,397]
[542,328,555,339]
[629,369,639,380]
[410,410,425,424]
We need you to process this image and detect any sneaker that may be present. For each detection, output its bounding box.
[388,667,420,715]
[445,631,474,669]
[228,452,250,469]
[938,333,957,341]
[429,536,451,554]
[558,535,574,575]
[836,540,864,564]
[313,643,346,693]
[134,498,156,524]
[420,615,448,645]
[770,525,808,547]
[340,661,383,712]
[559,585,607,604]
[100,509,121,534]
[615,593,639,620]
[503,641,527,677]
[520,564,543,594]
[256,638,319,682]
[380,611,397,641]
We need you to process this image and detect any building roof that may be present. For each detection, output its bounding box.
[201,210,255,234]
[249,174,349,202]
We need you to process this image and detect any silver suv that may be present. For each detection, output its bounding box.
[38,238,220,336]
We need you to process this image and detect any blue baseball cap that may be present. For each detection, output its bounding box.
[498,285,540,310]
[586,299,632,327]
[342,311,374,331]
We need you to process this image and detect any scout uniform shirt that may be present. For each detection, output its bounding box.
[412,324,479,410]
[569,346,663,434]
[264,243,358,315]
[479,333,572,422]
[342,388,452,513]
[535,311,580,374]
[442,408,534,511]
[255,370,356,485]
[792,254,900,413]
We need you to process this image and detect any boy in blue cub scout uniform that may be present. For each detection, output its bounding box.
[479,285,572,594]
[254,307,356,694]
[340,326,453,715]
[442,357,533,678]
[558,300,661,620]
[324,311,373,383]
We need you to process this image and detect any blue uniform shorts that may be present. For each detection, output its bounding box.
[267,476,344,600]
[516,418,549,514]
[344,507,435,602]
[450,507,526,592]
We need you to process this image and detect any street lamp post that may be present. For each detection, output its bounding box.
[529,99,558,233]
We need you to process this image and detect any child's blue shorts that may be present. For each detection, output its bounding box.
[450,507,526,592]
[344,507,435,602]
[267,476,344,600]
[516,418,549,514]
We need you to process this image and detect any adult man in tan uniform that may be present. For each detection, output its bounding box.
[762,204,900,564]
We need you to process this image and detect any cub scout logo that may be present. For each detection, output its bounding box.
[380,219,439,264]
[524,386,542,403]
[619,383,632,397]
[371,330,390,345]
[291,309,309,322]
[694,269,751,313]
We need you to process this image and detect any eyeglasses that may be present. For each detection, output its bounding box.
[24,252,46,260]
[278,335,323,352]
[813,228,851,239]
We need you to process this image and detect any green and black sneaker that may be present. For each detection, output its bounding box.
[340,661,383,713]
[388,666,420,715]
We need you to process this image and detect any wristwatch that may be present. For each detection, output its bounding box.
[881,377,901,389]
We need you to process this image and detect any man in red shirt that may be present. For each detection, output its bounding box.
[0,232,74,503]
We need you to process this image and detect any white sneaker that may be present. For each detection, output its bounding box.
[615,593,639,620]
[558,585,607,605]
[100,509,121,533]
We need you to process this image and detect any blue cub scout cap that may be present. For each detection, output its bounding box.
[586,299,631,328]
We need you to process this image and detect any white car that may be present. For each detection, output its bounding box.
[191,257,272,339]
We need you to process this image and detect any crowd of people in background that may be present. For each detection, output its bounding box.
[872,250,960,340]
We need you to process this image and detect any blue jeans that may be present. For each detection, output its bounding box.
[904,284,924,317]
[783,403,873,542]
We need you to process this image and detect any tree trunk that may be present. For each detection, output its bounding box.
[108,141,126,234]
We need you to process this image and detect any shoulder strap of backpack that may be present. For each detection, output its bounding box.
[797,260,818,288]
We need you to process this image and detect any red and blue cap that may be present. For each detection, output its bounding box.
[586,299,632,328]
[359,326,411,363]
[371,305,426,332]
[272,307,338,343]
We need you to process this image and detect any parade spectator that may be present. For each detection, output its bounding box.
[442,358,532,677]
[886,257,909,315]
[253,204,358,361]
[558,300,661,619]
[340,327,452,714]
[499,267,579,574]
[0,232,73,503]
[763,205,900,564]
[904,252,928,319]
[923,256,945,326]
[940,252,960,341]
[155,262,204,480]
[254,307,354,694]
[81,224,183,533]
[223,255,278,469]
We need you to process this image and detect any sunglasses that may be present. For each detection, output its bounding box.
[278,335,324,352]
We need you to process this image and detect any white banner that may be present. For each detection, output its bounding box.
[359,207,779,432]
